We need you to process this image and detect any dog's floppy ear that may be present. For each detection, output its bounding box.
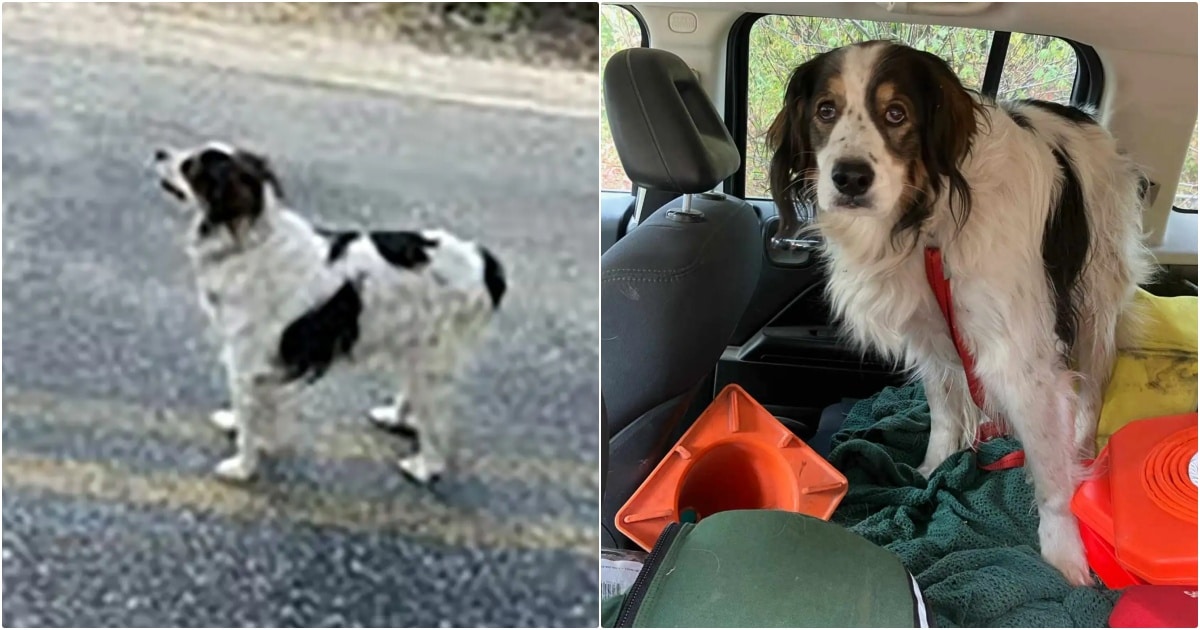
[186,149,265,235]
[906,48,980,228]
[233,150,284,201]
[768,54,827,242]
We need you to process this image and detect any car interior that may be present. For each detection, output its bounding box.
[598,2,1198,550]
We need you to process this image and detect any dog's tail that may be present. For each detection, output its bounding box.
[478,246,507,310]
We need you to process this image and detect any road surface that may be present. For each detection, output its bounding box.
[2,9,599,627]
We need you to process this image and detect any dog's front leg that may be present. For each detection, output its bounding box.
[397,369,456,484]
[918,363,977,477]
[999,368,1092,586]
[210,345,239,433]
[214,373,277,483]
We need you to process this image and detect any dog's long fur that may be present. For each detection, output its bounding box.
[767,42,1153,585]
[154,142,505,483]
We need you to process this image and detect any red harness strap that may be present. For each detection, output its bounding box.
[923,247,1025,471]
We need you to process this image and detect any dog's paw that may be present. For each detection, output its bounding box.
[917,453,948,479]
[368,403,417,436]
[210,409,238,433]
[1039,512,1094,587]
[213,455,257,483]
[918,443,956,476]
[398,454,444,484]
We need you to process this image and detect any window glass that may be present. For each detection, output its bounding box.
[997,33,1078,103]
[600,5,646,191]
[1174,124,1198,211]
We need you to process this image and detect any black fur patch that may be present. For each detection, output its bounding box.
[1043,147,1091,352]
[479,246,506,309]
[278,282,362,383]
[322,230,359,263]
[370,231,438,268]
[1006,108,1034,130]
[185,148,281,238]
[1021,100,1097,126]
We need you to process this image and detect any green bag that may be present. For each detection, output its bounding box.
[603,510,932,628]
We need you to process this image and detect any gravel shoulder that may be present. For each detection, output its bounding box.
[3,2,600,118]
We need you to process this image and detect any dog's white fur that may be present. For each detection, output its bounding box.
[780,43,1152,585]
[155,142,501,484]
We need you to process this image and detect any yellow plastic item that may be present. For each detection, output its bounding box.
[615,384,848,551]
[1098,289,1198,449]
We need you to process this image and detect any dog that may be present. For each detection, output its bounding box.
[153,142,506,484]
[766,41,1153,585]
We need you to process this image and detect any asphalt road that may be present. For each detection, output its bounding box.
[2,26,599,628]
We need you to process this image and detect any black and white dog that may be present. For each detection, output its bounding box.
[767,41,1152,585]
[154,142,506,484]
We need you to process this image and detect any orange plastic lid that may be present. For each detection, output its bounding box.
[1072,449,1116,544]
[1073,449,1149,589]
[615,384,848,551]
[1109,413,1198,586]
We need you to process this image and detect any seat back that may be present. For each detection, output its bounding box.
[601,48,762,548]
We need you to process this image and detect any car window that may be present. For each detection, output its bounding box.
[1174,123,1198,211]
[997,32,1078,103]
[601,5,647,192]
[744,15,1080,199]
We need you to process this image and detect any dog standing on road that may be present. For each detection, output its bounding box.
[154,142,506,484]
[767,41,1153,585]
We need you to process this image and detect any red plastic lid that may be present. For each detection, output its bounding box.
[1079,518,1148,589]
[1109,585,1200,628]
[1073,450,1149,588]
[1109,414,1198,586]
[1072,450,1116,543]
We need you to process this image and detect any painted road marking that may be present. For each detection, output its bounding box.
[3,387,597,496]
[2,453,596,555]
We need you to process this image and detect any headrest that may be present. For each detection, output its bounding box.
[604,48,742,194]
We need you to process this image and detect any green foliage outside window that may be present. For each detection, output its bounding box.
[600,5,644,191]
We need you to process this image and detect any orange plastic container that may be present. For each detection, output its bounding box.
[1073,450,1148,589]
[1107,413,1197,586]
[615,384,849,551]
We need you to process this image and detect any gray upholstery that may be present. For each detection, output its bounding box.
[601,196,761,547]
[601,196,761,435]
[810,400,859,457]
[603,48,741,193]
[601,46,761,549]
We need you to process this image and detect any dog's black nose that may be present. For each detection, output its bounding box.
[154,149,170,162]
[831,159,875,197]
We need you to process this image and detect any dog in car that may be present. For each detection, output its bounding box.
[153,141,506,484]
[766,41,1152,585]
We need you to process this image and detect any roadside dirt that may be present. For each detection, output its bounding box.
[3,3,599,118]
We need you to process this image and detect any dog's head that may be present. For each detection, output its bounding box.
[153,142,284,236]
[767,41,982,245]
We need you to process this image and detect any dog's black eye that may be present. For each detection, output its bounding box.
[884,104,907,125]
[816,101,838,122]
[180,157,198,178]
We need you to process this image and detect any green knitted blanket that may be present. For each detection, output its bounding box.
[828,383,1119,627]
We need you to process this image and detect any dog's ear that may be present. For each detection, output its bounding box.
[908,49,977,172]
[187,149,265,234]
[768,54,826,242]
[907,48,980,227]
[233,150,284,201]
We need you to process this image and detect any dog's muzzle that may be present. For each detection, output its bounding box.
[159,179,186,200]
[153,148,187,201]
